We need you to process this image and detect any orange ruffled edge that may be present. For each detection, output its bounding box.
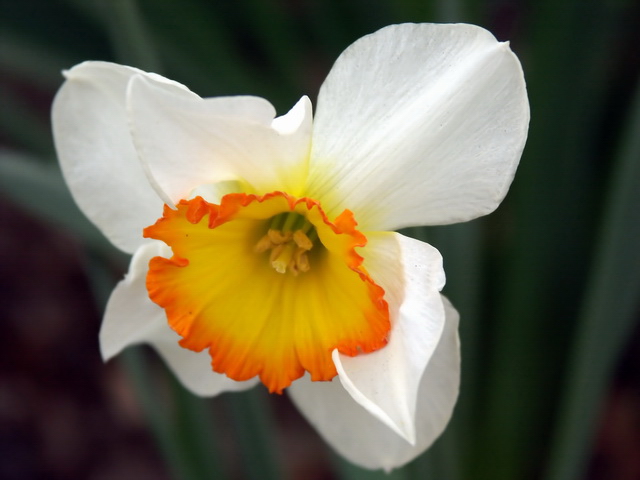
[143,192,390,393]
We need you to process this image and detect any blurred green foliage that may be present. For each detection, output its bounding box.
[1,0,639,479]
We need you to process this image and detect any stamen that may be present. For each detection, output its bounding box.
[144,192,389,393]
[293,230,313,250]
[254,234,274,253]
[268,229,292,244]
[294,248,310,273]
[271,243,297,274]
[255,212,317,274]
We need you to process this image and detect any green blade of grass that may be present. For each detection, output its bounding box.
[102,0,162,72]
[544,75,640,480]
[225,389,286,480]
[333,454,409,480]
[0,151,118,255]
[411,222,482,480]
[83,253,226,480]
[120,349,219,480]
[476,2,623,478]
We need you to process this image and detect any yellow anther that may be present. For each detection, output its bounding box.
[293,230,313,250]
[256,217,317,275]
[269,243,284,262]
[294,248,310,273]
[268,229,292,244]
[270,243,296,274]
[254,234,274,253]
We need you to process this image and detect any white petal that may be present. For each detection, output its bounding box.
[101,242,257,396]
[187,97,314,205]
[127,75,312,204]
[331,232,445,444]
[308,23,529,230]
[288,295,460,471]
[51,61,189,253]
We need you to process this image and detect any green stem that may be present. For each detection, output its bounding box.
[476,2,622,478]
[543,75,640,480]
[333,454,410,480]
[120,349,200,480]
[225,389,285,480]
[102,0,162,71]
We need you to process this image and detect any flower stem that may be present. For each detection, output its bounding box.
[225,389,285,480]
[544,74,640,480]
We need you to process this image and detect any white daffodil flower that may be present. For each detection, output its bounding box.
[52,23,528,470]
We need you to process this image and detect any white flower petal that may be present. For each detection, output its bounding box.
[101,242,257,396]
[272,95,312,136]
[309,23,529,230]
[51,61,192,253]
[331,232,445,444]
[288,295,460,471]
[127,75,312,204]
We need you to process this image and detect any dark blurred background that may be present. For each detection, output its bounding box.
[1,1,639,479]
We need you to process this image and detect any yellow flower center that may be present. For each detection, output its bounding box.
[254,212,317,275]
[143,191,390,393]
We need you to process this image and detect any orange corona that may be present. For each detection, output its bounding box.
[143,192,390,393]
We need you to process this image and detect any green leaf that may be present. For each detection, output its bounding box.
[120,349,229,480]
[475,2,626,478]
[101,0,162,72]
[544,74,640,480]
[225,389,286,480]
[0,150,115,254]
[334,454,410,480]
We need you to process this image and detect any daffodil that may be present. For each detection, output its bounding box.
[52,23,528,470]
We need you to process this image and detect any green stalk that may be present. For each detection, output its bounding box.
[400,222,481,480]
[544,75,640,480]
[169,376,228,479]
[225,389,285,480]
[240,0,302,92]
[87,3,235,479]
[334,454,409,480]
[0,151,117,255]
[476,2,622,478]
[120,350,205,480]
[0,86,55,156]
[101,0,162,72]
